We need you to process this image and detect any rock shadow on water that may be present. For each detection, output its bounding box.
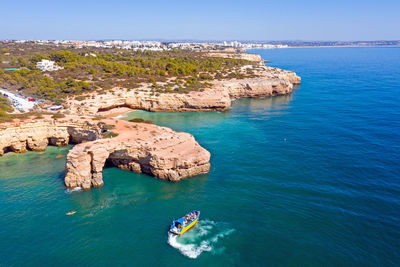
[123,109,231,129]
[231,94,294,114]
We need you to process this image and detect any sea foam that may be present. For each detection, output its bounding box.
[167,220,235,259]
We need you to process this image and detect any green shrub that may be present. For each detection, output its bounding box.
[0,47,254,103]
[102,131,119,138]
[128,118,144,123]
[128,118,154,124]
[0,96,13,113]
[75,95,87,101]
[199,73,213,80]
[97,122,115,129]
[52,112,65,119]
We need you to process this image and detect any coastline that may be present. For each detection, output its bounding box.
[65,64,300,116]
[2,47,400,265]
[0,115,210,189]
[248,45,400,50]
[0,53,301,190]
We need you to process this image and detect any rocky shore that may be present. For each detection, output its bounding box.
[66,65,301,115]
[0,52,300,190]
[0,119,101,155]
[65,119,210,189]
[205,51,263,63]
[0,117,210,189]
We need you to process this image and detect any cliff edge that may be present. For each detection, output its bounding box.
[65,119,210,189]
[0,117,210,190]
[66,65,301,115]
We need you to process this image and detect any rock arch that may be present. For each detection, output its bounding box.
[64,123,210,190]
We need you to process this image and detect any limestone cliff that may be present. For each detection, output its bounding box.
[0,120,101,156]
[65,120,210,189]
[205,52,263,63]
[215,66,301,99]
[0,118,211,190]
[66,65,301,115]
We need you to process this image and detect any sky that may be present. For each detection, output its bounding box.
[1,0,399,41]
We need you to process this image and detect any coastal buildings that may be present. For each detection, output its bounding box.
[36,59,63,72]
[1,40,289,52]
[3,39,400,52]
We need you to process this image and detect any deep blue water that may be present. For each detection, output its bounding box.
[0,47,399,266]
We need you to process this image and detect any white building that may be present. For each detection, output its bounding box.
[47,105,63,111]
[36,59,63,72]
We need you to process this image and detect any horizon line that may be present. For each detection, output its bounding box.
[1,39,400,43]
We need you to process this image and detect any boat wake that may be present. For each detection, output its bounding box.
[167,220,235,259]
[86,195,118,216]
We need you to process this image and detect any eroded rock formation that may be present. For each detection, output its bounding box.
[0,118,211,190]
[0,54,300,191]
[64,120,210,189]
[215,66,301,99]
[0,120,101,156]
[66,65,301,115]
[205,51,263,63]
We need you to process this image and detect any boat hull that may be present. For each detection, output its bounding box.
[169,211,200,235]
[176,217,198,235]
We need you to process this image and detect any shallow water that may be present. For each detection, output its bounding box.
[1,47,400,266]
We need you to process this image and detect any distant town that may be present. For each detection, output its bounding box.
[1,40,398,52]
[0,38,399,113]
[0,40,288,52]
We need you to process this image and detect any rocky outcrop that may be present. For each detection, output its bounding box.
[0,120,101,156]
[64,120,210,189]
[68,87,231,115]
[66,65,301,115]
[217,66,301,99]
[205,52,263,63]
[0,117,211,190]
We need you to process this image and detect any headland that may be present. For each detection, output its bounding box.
[0,44,300,189]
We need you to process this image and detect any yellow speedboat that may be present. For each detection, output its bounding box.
[170,211,200,235]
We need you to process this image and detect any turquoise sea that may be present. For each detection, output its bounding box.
[1,47,400,266]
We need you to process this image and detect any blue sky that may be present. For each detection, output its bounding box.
[1,0,399,41]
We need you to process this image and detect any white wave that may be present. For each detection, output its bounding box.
[167,219,235,259]
[64,187,82,194]
[210,228,235,243]
[168,233,212,259]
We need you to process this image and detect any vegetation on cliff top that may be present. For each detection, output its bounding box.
[0,96,12,112]
[0,96,13,119]
[128,118,154,124]
[0,110,51,123]
[0,43,257,104]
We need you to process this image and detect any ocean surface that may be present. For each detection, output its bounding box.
[1,47,399,266]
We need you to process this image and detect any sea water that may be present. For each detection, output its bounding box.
[0,47,399,266]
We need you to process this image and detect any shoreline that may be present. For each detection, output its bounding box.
[247,45,400,50]
[0,115,211,189]
[0,52,301,190]
[65,65,301,115]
